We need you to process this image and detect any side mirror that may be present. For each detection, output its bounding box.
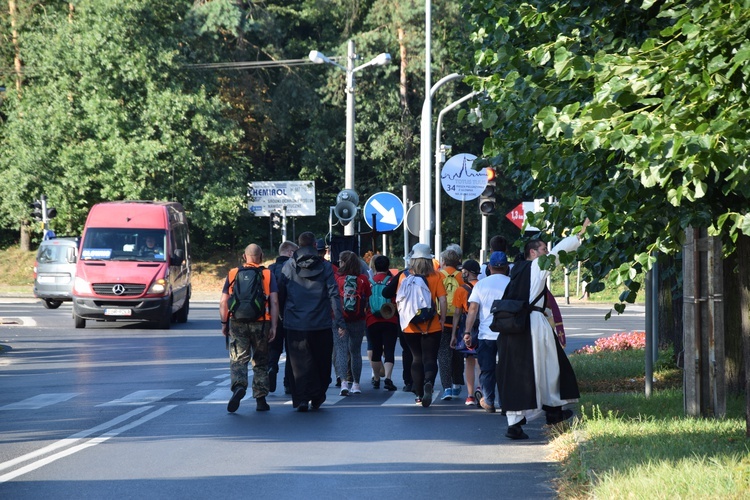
[171,249,185,266]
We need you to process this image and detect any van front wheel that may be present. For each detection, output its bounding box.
[74,315,86,329]
[157,300,172,329]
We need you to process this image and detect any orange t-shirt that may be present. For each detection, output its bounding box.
[398,271,446,334]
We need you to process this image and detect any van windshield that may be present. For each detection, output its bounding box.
[37,243,76,264]
[80,229,167,262]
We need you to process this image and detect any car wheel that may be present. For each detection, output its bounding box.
[44,299,63,309]
[74,315,86,329]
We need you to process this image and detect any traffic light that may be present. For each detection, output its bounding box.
[30,200,43,221]
[479,168,496,216]
[46,207,57,219]
[271,212,281,229]
[334,189,359,224]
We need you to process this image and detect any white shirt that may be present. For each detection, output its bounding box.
[468,273,511,340]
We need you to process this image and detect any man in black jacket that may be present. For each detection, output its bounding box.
[277,232,346,411]
[267,240,298,394]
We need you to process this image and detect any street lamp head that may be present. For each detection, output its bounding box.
[373,53,391,66]
[308,50,328,64]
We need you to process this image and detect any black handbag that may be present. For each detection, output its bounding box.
[489,290,546,335]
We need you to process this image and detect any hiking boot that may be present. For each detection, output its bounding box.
[227,386,246,413]
[422,382,434,407]
[256,397,270,412]
[479,397,496,413]
[383,378,397,391]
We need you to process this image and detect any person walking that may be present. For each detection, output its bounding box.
[499,219,590,439]
[277,232,345,412]
[219,244,278,413]
[450,259,481,405]
[462,252,511,413]
[365,255,399,391]
[268,240,299,394]
[395,243,447,407]
[333,250,371,395]
[437,246,465,400]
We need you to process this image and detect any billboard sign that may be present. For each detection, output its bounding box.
[248,181,316,217]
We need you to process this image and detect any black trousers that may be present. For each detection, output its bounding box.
[286,327,333,408]
[403,331,441,397]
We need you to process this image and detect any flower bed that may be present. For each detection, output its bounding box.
[574,331,646,354]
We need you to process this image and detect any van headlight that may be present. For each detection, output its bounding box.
[149,279,167,294]
[74,277,93,294]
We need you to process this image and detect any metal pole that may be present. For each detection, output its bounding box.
[345,40,356,236]
[281,206,288,242]
[419,73,463,247]
[434,91,479,258]
[403,186,409,263]
[645,269,653,397]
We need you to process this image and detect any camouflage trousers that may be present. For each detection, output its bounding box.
[228,320,270,399]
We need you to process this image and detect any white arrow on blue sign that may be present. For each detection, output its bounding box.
[363,192,404,232]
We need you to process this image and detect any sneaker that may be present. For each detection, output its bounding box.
[311,396,325,410]
[340,381,350,396]
[465,396,476,406]
[372,377,380,389]
[422,382,433,407]
[256,397,270,412]
[441,388,452,401]
[227,386,246,413]
[351,383,361,394]
[451,384,462,398]
[383,378,397,391]
[415,397,423,405]
[473,389,483,409]
[296,402,309,412]
[403,383,413,392]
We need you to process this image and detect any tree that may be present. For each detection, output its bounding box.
[0,0,247,248]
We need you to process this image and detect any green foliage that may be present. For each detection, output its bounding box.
[464,0,750,305]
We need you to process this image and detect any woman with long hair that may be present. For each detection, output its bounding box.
[334,251,371,395]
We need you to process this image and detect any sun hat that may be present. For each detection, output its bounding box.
[410,243,433,260]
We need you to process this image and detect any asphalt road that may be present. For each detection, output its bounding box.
[0,298,644,499]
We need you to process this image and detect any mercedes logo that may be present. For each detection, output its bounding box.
[112,284,126,295]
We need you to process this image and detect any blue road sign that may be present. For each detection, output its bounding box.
[363,192,404,232]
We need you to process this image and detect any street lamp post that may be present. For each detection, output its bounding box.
[309,41,391,236]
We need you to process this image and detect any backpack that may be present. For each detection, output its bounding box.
[369,274,392,318]
[489,260,546,334]
[228,266,267,322]
[337,274,366,321]
[396,274,436,331]
[439,269,460,317]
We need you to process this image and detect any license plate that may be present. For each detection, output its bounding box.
[104,308,132,316]
[37,276,55,283]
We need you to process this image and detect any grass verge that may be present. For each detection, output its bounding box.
[553,350,750,498]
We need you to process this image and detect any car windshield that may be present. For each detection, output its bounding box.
[80,229,167,262]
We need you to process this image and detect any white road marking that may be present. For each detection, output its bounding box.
[1,393,79,410]
[0,405,176,483]
[96,389,182,406]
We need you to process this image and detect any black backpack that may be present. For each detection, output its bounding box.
[229,266,267,322]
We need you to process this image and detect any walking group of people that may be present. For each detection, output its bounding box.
[219,220,590,439]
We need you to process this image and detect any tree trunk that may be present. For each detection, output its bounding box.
[736,234,750,435]
[9,0,22,96]
[20,222,31,251]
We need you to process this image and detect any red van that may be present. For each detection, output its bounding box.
[72,201,191,329]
